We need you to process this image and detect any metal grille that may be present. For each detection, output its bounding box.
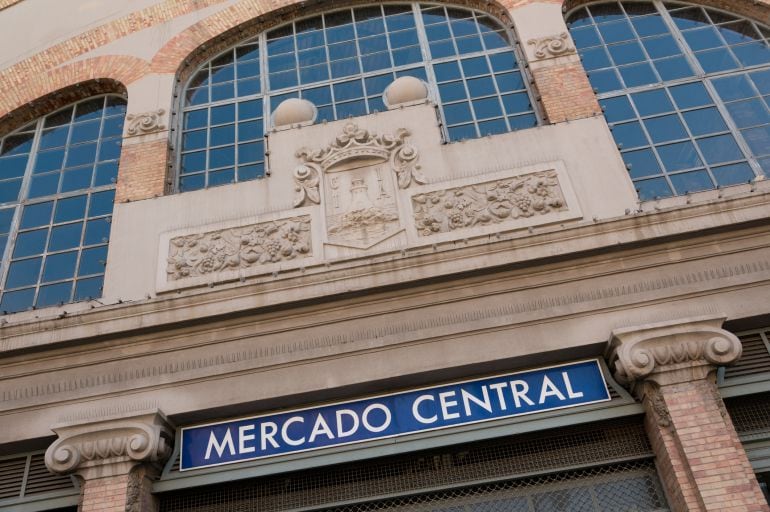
[725,392,770,436]
[160,417,658,512]
[724,330,770,380]
[0,452,76,503]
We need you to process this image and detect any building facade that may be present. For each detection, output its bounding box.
[1,0,770,511]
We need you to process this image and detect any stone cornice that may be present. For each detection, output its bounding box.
[1,185,770,355]
[606,316,742,395]
[45,410,174,480]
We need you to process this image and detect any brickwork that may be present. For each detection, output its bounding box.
[531,59,602,123]
[80,474,131,512]
[644,380,769,511]
[116,139,169,203]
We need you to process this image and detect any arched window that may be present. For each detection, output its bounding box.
[178,3,538,192]
[567,1,770,200]
[0,96,126,313]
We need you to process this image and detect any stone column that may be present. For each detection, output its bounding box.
[45,410,174,512]
[607,316,769,512]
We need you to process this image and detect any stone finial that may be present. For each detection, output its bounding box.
[606,315,741,395]
[273,98,317,128]
[45,410,174,480]
[384,76,429,109]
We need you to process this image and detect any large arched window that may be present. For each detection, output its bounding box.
[0,96,125,313]
[178,3,538,192]
[567,1,770,200]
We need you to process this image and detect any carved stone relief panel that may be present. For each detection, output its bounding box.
[166,216,311,281]
[412,169,568,237]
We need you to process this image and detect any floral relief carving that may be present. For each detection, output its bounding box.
[292,122,425,208]
[126,109,166,136]
[412,170,567,236]
[166,216,311,281]
[527,33,576,60]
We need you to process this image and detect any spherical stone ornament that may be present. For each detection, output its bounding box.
[384,76,429,109]
[273,98,317,128]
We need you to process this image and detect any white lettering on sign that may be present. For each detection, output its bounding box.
[413,394,437,424]
[204,428,235,460]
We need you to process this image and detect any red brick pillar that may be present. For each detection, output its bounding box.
[607,316,769,512]
[45,410,174,512]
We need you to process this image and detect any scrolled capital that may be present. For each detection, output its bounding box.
[45,410,174,480]
[606,315,741,394]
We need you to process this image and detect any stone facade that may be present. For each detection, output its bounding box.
[0,1,769,512]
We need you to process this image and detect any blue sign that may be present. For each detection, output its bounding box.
[180,359,610,471]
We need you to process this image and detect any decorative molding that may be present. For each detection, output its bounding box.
[607,315,742,394]
[45,411,174,480]
[166,216,311,281]
[125,109,166,136]
[527,33,576,60]
[292,122,425,208]
[412,170,567,236]
[645,386,671,427]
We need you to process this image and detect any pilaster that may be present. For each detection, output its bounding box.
[45,410,174,512]
[607,315,769,512]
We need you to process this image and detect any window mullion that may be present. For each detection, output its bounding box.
[654,0,705,78]
[413,2,447,140]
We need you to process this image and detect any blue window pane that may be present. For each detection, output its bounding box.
[183,130,207,150]
[208,168,235,187]
[718,21,760,45]
[179,174,205,192]
[209,146,235,168]
[84,218,111,245]
[37,282,73,307]
[239,100,263,120]
[670,82,712,109]
[356,19,385,38]
[588,69,622,93]
[20,202,53,229]
[361,53,391,72]
[612,121,648,149]
[658,141,702,171]
[609,41,646,65]
[598,20,635,44]
[644,114,687,143]
[102,117,124,138]
[482,32,509,50]
[392,46,422,66]
[0,208,14,232]
[697,134,744,164]
[359,35,388,55]
[2,133,33,156]
[501,93,532,115]
[508,113,537,130]
[489,52,517,72]
[89,190,114,217]
[70,121,100,144]
[210,125,235,147]
[632,15,669,37]
[28,173,60,198]
[670,7,710,31]
[396,67,427,81]
[669,170,714,194]
[655,56,694,81]
[444,102,473,125]
[368,96,386,113]
[434,61,462,82]
[448,124,478,140]
[726,98,770,128]
[683,27,724,51]
[682,108,727,136]
[326,24,355,44]
[711,75,755,101]
[0,288,35,313]
[61,167,93,193]
[364,75,393,96]
[430,40,456,58]
[105,97,127,117]
[185,110,208,130]
[696,47,739,73]
[620,62,658,87]
[643,35,680,59]
[35,149,65,173]
[439,82,467,102]
[238,79,260,97]
[478,118,508,136]
[42,251,78,282]
[467,76,496,97]
[461,56,489,77]
[334,80,364,100]
[211,104,236,125]
[336,100,367,118]
[79,246,107,276]
[385,11,415,32]
[238,121,262,142]
[98,139,121,162]
[181,152,206,174]
[74,277,103,301]
[186,87,209,106]
[13,229,47,258]
[39,126,69,150]
[602,96,636,123]
[632,89,673,116]
[267,35,294,56]
[75,99,103,122]
[472,97,503,119]
[635,176,673,200]
[495,72,525,93]
[571,26,601,49]
[749,69,770,94]
[48,222,83,251]
[6,257,42,288]
[66,143,97,167]
[742,125,770,156]
[211,83,235,102]
[238,142,263,164]
[237,61,260,79]
[711,162,756,185]
[425,23,451,42]
[567,9,591,29]
[94,162,118,186]
[1,155,30,179]
[455,36,483,54]
[55,195,87,222]
[623,148,661,178]
[330,59,360,78]
[580,47,612,71]
[238,163,264,181]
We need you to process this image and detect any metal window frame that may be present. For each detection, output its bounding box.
[173,1,540,194]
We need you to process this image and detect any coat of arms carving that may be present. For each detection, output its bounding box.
[293,123,425,249]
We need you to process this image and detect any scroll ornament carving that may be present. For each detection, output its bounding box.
[645,386,671,428]
[45,414,173,478]
[412,170,566,236]
[527,33,576,59]
[126,109,166,136]
[608,327,742,391]
[167,216,311,281]
[293,123,426,207]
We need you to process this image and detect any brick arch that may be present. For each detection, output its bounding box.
[562,0,770,25]
[151,0,516,82]
[0,55,149,136]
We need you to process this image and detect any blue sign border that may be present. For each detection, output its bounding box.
[180,359,610,471]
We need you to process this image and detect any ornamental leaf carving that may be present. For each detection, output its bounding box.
[527,33,576,60]
[167,216,312,281]
[126,109,166,136]
[412,170,567,236]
